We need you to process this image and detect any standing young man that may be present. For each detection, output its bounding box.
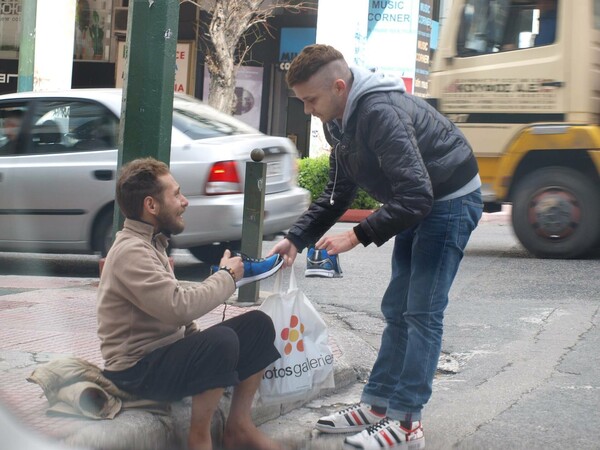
[97,157,282,450]
[269,44,483,449]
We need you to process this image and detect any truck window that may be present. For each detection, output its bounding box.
[457,0,558,56]
[595,0,600,28]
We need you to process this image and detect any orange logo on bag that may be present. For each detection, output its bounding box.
[280,314,305,355]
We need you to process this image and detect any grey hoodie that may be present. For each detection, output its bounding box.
[336,65,406,134]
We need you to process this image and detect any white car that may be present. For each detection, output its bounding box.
[0,89,310,262]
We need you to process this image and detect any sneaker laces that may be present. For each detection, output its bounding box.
[364,418,391,435]
[336,403,364,415]
[232,251,261,262]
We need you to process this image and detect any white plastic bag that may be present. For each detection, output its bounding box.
[257,268,335,405]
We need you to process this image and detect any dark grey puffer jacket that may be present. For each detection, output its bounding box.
[287,75,478,250]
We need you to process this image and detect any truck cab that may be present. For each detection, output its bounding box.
[429,0,600,258]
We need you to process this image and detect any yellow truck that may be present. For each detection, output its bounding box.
[429,0,600,258]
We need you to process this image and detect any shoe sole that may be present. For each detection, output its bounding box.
[343,437,425,450]
[305,269,335,278]
[236,259,284,287]
[315,423,369,434]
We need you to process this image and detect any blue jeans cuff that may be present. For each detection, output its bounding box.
[386,406,422,422]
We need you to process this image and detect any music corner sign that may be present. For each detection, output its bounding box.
[115,40,196,95]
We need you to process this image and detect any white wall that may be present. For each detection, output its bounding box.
[34,0,76,91]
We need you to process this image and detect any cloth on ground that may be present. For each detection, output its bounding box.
[27,356,170,419]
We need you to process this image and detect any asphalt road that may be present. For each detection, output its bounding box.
[261,220,600,450]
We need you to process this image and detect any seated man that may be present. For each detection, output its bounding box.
[97,157,282,450]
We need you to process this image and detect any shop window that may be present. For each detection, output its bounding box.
[1,1,113,61]
[74,0,113,61]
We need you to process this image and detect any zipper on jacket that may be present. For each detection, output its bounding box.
[330,142,340,206]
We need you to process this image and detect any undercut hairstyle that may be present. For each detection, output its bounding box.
[286,44,346,87]
[116,157,170,220]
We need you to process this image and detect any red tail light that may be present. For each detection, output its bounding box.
[205,161,242,195]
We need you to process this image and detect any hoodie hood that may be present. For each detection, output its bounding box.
[338,66,406,133]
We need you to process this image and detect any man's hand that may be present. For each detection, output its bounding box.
[267,238,298,268]
[315,229,359,255]
[218,249,243,281]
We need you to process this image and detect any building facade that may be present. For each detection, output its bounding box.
[0,0,444,157]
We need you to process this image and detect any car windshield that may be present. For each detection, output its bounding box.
[172,93,257,140]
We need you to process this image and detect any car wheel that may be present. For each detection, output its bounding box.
[512,167,600,259]
[93,209,114,257]
[188,241,241,264]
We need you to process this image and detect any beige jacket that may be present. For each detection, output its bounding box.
[97,219,235,371]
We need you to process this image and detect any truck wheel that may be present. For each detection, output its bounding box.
[512,167,600,258]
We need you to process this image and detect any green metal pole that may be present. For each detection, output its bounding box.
[238,150,267,303]
[17,0,37,92]
[112,0,180,235]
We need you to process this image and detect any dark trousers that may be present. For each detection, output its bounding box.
[103,310,280,401]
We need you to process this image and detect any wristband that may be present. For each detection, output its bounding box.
[219,266,236,282]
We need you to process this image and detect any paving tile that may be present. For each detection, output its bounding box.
[0,276,342,442]
[0,288,35,297]
[0,275,97,290]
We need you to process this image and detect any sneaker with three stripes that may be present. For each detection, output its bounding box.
[315,403,385,434]
[344,418,425,450]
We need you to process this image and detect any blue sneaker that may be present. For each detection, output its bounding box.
[305,247,343,278]
[211,253,283,287]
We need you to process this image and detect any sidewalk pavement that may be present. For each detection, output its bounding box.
[0,273,371,450]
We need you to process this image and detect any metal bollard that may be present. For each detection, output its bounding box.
[237,148,267,303]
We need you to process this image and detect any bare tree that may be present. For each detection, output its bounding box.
[181,0,315,115]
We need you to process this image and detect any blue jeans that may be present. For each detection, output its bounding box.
[361,189,483,422]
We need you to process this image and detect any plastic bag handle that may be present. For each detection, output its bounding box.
[289,268,298,291]
[272,267,298,293]
[273,269,284,293]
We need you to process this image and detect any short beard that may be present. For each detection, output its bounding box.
[156,212,184,236]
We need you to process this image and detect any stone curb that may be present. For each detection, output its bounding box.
[47,346,359,450]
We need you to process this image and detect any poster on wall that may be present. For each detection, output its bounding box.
[0,0,21,59]
[414,0,433,97]
[203,66,263,130]
[115,41,195,95]
[74,0,112,61]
